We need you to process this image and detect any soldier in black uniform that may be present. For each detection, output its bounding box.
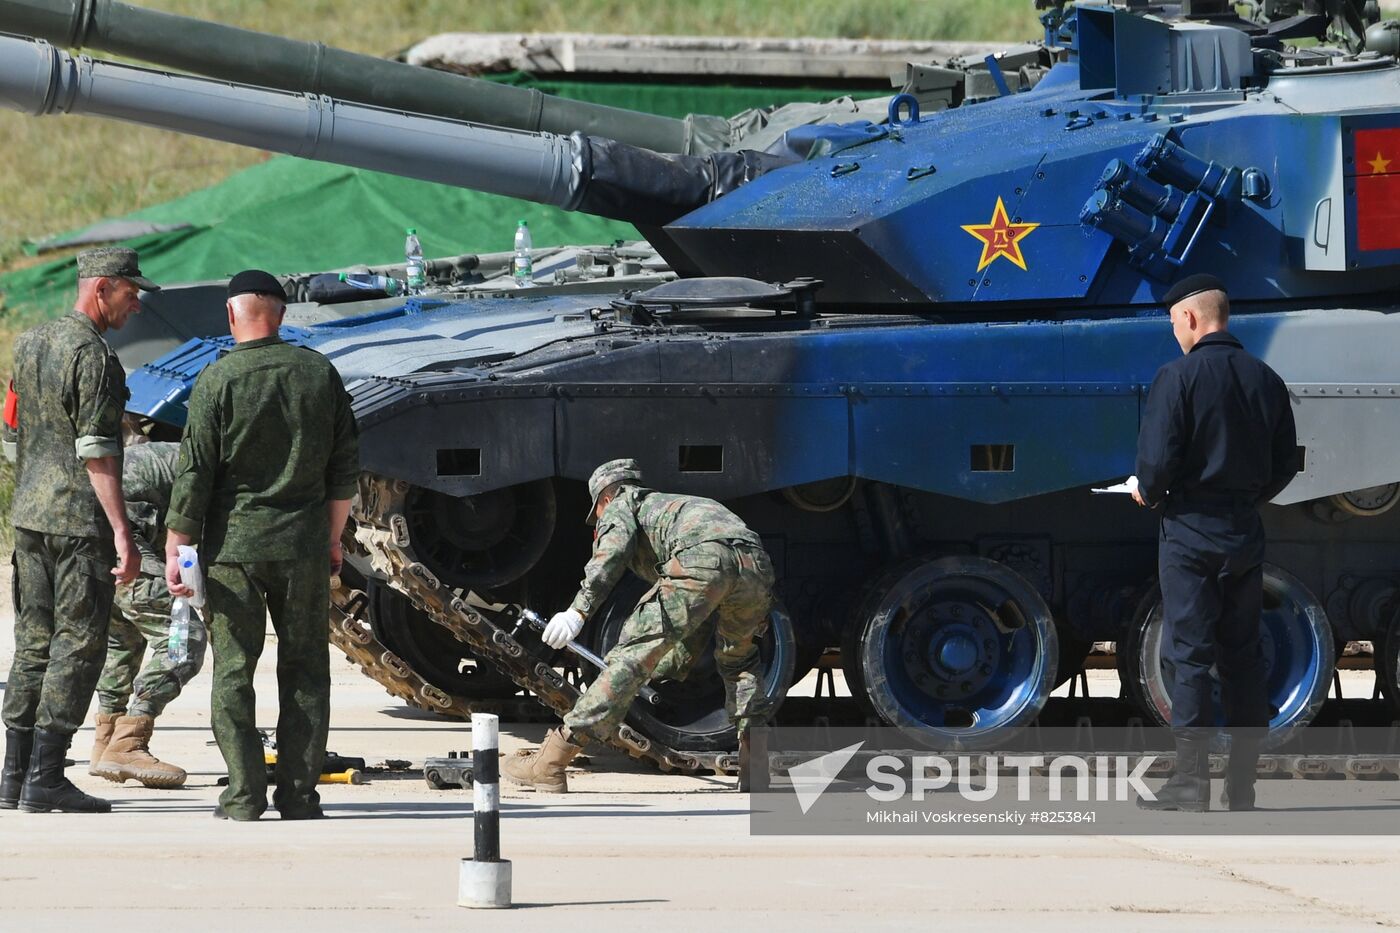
[1132,273,1299,813]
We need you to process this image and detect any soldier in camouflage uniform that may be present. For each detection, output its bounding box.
[88,441,207,788]
[504,458,775,793]
[165,270,359,821]
[1,247,150,815]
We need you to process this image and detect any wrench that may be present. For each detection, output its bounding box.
[518,608,662,706]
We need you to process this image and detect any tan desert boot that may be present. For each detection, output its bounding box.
[92,715,187,788]
[88,712,119,776]
[502,728,582,792]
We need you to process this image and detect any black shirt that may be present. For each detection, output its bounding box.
[1135,331,1298,508]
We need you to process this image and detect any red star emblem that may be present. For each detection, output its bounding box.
[960,197,1040,272]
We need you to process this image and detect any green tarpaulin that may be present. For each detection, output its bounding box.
[0,76,863,320]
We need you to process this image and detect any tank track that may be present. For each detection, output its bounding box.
[327,473,734,776]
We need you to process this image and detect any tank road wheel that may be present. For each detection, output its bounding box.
[587,575,797,753]
[1118,564,1335,748]
[404,479,556,591]
[846,556,1058,750]
[368,580,520,701]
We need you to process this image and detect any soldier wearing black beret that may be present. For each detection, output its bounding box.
[164,269,359,820]
[1132,274,1299,813]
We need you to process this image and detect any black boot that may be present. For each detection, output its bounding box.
[0,728,34,809]
[18,729,111,813]
[1138,732,1210,813]
[1221,731,1261,811]
[737,731,752,793]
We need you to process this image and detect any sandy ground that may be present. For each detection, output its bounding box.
[2,570,1399,932]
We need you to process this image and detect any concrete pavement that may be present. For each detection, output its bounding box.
[2,586,1398,931]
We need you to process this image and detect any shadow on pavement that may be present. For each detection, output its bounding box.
[513,900,669,909]
[312,800,747,820]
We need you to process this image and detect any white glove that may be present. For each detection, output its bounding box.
[542,608,585,649]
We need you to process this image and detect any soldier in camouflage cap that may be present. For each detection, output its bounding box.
[1,247,148,815]
[584,458,643,524]
[88,441,206,789]
[74,247,160,292]
[505,459,776,793]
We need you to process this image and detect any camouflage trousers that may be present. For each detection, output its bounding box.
[96,574,207,719]
[206,555,330,820]
[2,528,115,735]
[565,541,774,742]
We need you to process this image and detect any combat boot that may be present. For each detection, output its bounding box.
[88,712,119,776]
[737,731,752,792]
[1,728,34,809]
[502,728,583,792]
[1221,731,1261,812]
[18,729,111,813]
[93,715,187,788]
[1138,733,1210,813]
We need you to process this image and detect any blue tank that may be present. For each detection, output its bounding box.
[3,1,1397,770]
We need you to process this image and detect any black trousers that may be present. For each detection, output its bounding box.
[1157,506,1269,730]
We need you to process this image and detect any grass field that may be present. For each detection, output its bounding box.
[0,0,1042,274]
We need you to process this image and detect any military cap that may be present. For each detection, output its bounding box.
[227,269,288,302]
[586,458,644,524]
[1162,273,1227,308]
[76,246,159,291]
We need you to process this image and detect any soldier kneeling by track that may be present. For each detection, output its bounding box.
[89,440,206,788]
[504,459,775,793]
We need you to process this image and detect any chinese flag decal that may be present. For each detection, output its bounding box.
[961,197,1040,271]
[1355,128,1400,251]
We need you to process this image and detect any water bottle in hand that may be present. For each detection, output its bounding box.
[168,597,190,665]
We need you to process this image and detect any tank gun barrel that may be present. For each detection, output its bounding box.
[0,34,784,227]
[0,0,714,153]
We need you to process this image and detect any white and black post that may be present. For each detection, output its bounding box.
[457,713,512,908]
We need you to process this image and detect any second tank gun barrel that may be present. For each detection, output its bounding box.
[0,35,789,226]
[0,0,716,153]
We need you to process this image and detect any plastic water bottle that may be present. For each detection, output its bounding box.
[405,228,426,293]
[167,543,204,665]
[513,220,534,288]
[168,597,190,665]
[338,272,404,296]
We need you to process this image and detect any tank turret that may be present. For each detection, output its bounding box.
[1,4,1397,310]
[0,0,727,153]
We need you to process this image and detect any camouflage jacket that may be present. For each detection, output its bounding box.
[10,310,126,539]
[167,336,359,563]
[123,441,180,577]
[570,485,762,619]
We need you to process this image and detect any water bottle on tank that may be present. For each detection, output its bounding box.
[513,220,534,288]
[405,228,426,293]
